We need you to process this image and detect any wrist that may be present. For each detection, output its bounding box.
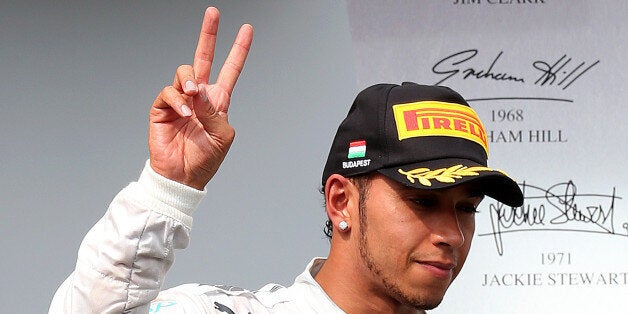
[140,160,206,217]
[149,159,209,191]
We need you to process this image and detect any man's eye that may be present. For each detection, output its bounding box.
[458,204,479,214]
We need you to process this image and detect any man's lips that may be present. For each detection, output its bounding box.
[417,260,456,279]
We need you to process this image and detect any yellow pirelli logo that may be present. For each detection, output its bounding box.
[392,101,488,155]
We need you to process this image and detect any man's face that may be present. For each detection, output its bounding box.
[355,174,482,310]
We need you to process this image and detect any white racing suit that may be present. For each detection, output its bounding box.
[49,162,344,313]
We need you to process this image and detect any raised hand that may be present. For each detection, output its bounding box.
[148,7,253,190]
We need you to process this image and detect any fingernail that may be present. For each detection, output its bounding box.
[181,104,192,117]
[185,80,198,93]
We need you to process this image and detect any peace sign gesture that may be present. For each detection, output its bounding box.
[149,7,253,190]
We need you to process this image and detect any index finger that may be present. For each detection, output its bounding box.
[215,24,254,96]
[193,7,220,84]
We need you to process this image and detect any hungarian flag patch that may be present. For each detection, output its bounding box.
[348,140,366,159]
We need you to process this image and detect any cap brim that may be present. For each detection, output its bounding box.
[377,158,523,207]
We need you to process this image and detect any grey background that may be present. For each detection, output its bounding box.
[1,1,356,312]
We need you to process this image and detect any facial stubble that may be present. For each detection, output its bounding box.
[357,200,445,311]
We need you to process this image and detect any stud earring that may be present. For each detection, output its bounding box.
[338,220,349,231]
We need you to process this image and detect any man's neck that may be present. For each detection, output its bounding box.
[314,255,425,314]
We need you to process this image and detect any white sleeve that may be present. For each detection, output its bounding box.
[49,161,206,314]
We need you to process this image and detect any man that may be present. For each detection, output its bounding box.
[50,7,522,314]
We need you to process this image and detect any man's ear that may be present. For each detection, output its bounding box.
[324,174,359,232]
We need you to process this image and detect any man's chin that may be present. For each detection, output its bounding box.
[418,299,443,311]
[412,295,444,311]
[389,285,446,311]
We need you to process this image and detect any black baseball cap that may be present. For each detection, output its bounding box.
[322,82,523,207]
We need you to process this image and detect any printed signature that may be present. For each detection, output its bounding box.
[432,49,600,90]
[478,181,626,255]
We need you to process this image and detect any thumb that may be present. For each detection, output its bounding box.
[194,84,235,142]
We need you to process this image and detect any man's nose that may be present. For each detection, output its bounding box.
[430,208,465,248]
